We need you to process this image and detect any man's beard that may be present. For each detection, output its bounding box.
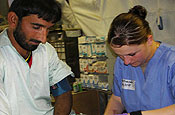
[13,22,39,51]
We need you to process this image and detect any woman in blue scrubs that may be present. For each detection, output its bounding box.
[104,5,175,115]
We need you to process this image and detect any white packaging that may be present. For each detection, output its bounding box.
[78,36,86,44]
[89,74,94,88]
[84,74,90,87]
[96,36,105,42]
[95,44,101,55]
[91,44,97,56]
[79,59,84,72]
[99,44,106,55]
[93,75,99,85]
[86,44,92,57]
[86,36,95,43]
[78,45,84,57]
[65,29,81,37]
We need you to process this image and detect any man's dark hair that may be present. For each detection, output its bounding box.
[8,0,61,23]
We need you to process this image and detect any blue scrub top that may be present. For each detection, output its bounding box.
[113,43,175,113]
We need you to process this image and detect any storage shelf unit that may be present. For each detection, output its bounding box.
[78,36,116,90]
[47,31,116,90]
[47,30,66,62]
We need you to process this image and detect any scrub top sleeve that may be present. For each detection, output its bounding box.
[169,63,175,97]
[113,74,122,97]
[113,58,122,97]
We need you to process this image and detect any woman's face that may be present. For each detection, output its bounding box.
[110,42,151,67]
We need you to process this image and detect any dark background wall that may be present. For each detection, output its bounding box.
[0,0,9,17]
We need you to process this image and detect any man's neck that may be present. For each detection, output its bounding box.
[7,28,30,59]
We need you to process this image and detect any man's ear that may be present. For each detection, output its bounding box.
[147,35,153,46]
[7,12,19,28]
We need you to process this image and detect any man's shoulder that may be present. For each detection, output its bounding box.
[37,42,55,52]
[0,29,10,47]
[35,42,56,60]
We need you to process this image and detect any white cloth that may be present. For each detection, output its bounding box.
[8,0,13,7]
[60,0,175,44]
[0,29,73,115]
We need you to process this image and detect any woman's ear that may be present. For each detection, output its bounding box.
[7,12,19,28]
[147,35,153,46]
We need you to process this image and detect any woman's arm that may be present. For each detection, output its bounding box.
[134,104,175,115]
[104,94,125,115]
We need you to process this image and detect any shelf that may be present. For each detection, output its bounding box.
[57,51,65,53]
[0,25,8,32]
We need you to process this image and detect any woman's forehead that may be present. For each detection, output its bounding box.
[111,44,144,56]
